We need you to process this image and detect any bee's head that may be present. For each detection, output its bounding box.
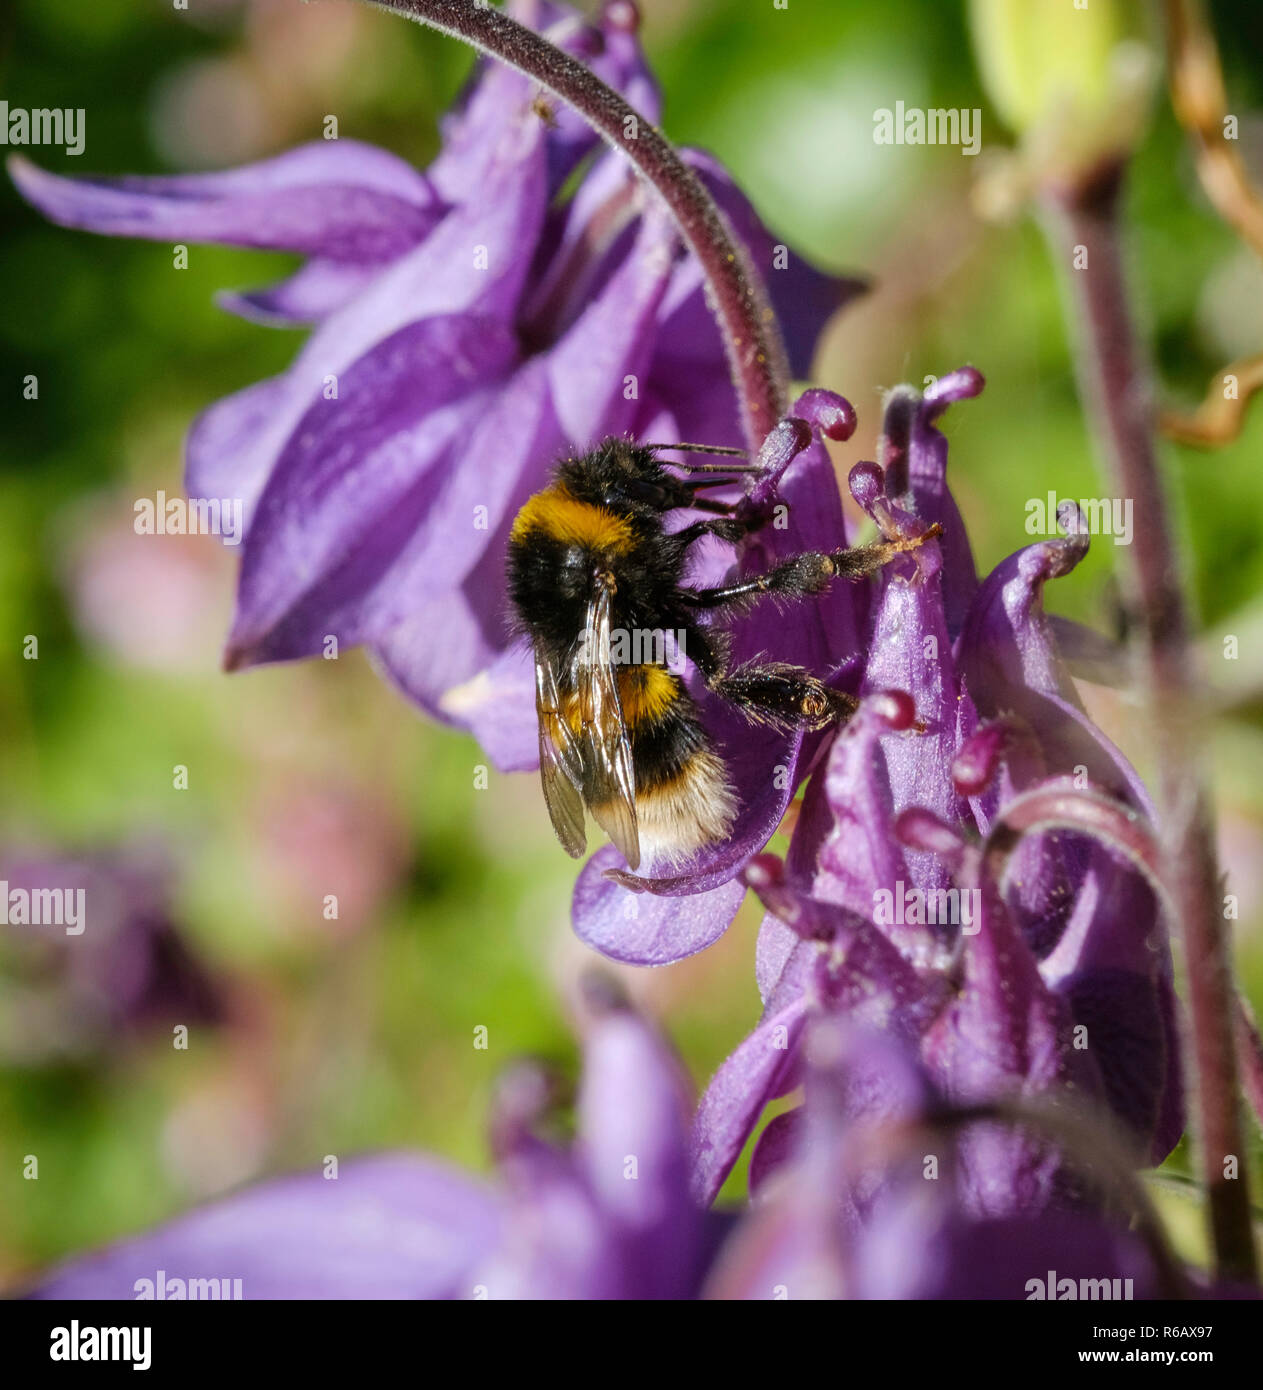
[557,438,680,515]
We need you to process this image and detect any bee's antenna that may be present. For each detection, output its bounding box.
[641,440,763,474]
[684,477,744,490]
[642,440,748,458]
[670,461,764,474]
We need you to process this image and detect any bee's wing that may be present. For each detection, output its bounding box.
[573,579,641,871]
[534,651,588,860]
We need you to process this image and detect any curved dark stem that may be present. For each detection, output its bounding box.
[363,0,790,449]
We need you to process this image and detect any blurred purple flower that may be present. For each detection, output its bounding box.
[27,989,719,1300]
[704,1020,1177,1300]
[9,0,852,756]
[27,1003,1199,1301]
[0,845,223,1064]
[682,371,1183,1205]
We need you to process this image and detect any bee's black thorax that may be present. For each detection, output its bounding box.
[506,439,697,662]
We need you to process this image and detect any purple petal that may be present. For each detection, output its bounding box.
[367,211,680,722]
[685,150,863,379]
[690,953,815,1206]
[755,908,800,1004]
[857,493,969,896]
[231,192,678,668]
[704,1024,932,1298]
[958,533,1153,813]
[187,121,548,540]
[701,1195,841,1300]
[479,1142,624,1300]
[433,0,661,205]
[853,1204,1161,1300]
[878,369,983,632]
[29,1156,501,1300]
[817,699,915,930]
[575,1006,703,1298]
[541,208,677,446]
[216,259,384,327]
[692,909,943,1207]
[9,143,440,261]
[518,149,641,342]
[573,860,749,966]
[184,375,290,527]
[738,425,865,677]
[570,697,821,968]
[1038,856,1182,1162]
[747,1110,803,1196]
[922,874,1100,1214]
[385,639,540,774]
[926,884,1084,1101]
[223,316,519,666]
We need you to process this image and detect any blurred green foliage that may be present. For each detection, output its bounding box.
[1,0,1261,1283]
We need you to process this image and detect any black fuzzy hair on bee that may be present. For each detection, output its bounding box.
[506,436,936,870]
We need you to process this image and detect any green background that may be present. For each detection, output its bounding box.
[1,0,1261,1282]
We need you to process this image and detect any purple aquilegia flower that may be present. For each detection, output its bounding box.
[0,844,223,1064]
[9,0,851,774]
[25,986,719,1300]
[683,371,1182,1208]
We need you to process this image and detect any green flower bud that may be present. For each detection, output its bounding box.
[969,0,1158,185]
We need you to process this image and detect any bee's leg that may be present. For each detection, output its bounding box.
[681,525,942,611]
[681,553,838,609]
[679,623,725,683]
[670,515,757,548]
[712,663,858,731]
[686,497,745,516]
[681,625,856,732]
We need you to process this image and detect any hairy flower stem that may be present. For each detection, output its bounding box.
[1045,164,1257,1282]
[363,0,790,450]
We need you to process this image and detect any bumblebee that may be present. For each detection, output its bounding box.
[506,438,935,870]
